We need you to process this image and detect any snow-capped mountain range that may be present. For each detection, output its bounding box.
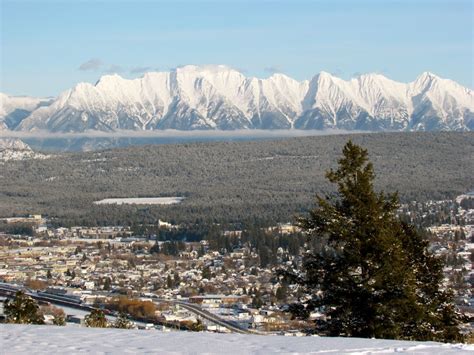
[1,65,473,132]
[0,93,53,131]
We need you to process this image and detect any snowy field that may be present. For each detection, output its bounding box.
[93,197,184,205]
[1,324,473,354]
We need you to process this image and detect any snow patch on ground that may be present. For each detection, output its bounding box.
[1,324,473,354]
[93,197,185,205]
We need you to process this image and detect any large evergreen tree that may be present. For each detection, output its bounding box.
[288,141,463,342]
[84,309,108,328]
[4,291,44,325]
[113,312,134,329]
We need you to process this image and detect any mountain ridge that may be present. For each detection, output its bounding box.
[2,66,472,132]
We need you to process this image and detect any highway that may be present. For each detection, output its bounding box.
[0,283,254,334]
[0,282,95,312]
[170,300,252,334]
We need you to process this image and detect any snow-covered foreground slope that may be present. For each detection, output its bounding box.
[1,324,473,354]
[4,65,473,132]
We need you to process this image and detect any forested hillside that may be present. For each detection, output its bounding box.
[0,132,472,226]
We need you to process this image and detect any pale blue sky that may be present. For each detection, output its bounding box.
[1,0,473,96]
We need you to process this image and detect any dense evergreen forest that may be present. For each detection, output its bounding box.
[0,132,472,227]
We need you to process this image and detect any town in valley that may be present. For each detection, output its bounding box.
[1,193,473,334]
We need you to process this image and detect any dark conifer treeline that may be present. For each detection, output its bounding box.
[0,132,472,226]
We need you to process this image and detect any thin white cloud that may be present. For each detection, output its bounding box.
[104,64,125,74]
[78,58,103,71]
[264,66,282,74]
[79,59,127,74]
[0,129,367,139]
[130,66,153,74]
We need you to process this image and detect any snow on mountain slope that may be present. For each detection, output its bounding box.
[408,72,474,131]
[298,72,370,129]
[16,74,172,132]
[157,65,252,129]
[0,93,53,130]
[2,324,473,354]
[295,71,473,131]
[0,137,31,150]
[0,138,50,162]
[11,66,474,132]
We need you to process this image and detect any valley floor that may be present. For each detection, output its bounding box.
[1,324,473,354]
